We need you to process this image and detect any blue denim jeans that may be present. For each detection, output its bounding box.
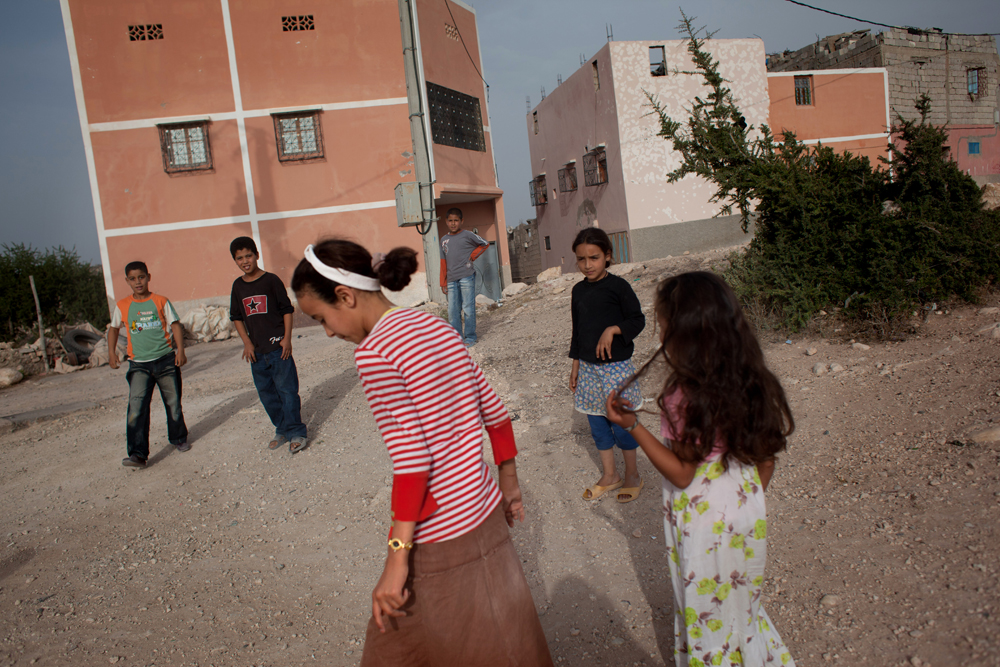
[447,274,477,345]
[250,348,306,439]
[126,352,187,460]
[587,414,639,451]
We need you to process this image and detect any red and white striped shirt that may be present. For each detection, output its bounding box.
[355,308,517,544]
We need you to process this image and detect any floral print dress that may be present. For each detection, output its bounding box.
[660,395,795,667]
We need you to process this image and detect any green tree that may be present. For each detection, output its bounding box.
[0,244,109,342]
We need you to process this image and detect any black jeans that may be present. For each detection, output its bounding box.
[126,352,187,460]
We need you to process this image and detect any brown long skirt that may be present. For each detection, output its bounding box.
[360,504,553,667]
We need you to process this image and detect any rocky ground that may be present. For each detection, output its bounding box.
[0,246,998,667]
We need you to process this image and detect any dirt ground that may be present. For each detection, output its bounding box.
[1,247,998,667]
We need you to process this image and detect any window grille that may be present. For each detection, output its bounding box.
[967,68,985,99]
[592,61,600,90]
[608,231,631,264]
[533,111,539,135]
[426,82,486,152]
[271,111,324,162]
[529,176,548,206]
[969,141,981,155]
[557,165,577,192]
[794,76,812,106]
[649,46,666,76]
[444,23,460,41]
[157,122,212,174]
[544,236,551,250]
[583,148,608,186]
[282,15,314,31]
[128,24,163,41]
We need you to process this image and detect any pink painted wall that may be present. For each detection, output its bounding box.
[768,70,888,141]
[526,43,627,272]
[68,0,234,122]
[106,223,252,303]
[229,0,407,109]
[243,106,413,215]
[415,0,497,190]
[947,126,1000,179]
[91,121,248,230]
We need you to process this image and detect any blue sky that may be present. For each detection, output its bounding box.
[0,0,996,264]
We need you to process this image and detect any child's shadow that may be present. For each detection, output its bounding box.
[592,490,676,659]
[544,575,645,663]
[145,389,260,466]
[568,409,675,659]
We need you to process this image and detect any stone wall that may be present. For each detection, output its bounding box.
[507,220,542,284]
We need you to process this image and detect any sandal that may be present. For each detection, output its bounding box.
[582,480,623,500]
[289,436,308,454]
[616,479,644,503]
[268,434,288,450]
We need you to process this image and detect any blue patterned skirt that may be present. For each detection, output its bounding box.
[574,359,642,417]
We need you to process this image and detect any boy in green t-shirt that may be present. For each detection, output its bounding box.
[108,261,189,468]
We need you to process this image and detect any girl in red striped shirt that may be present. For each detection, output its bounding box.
[292,239,552,667]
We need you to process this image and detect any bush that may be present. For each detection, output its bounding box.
[0,244,109,342]
[649,14,1000,336]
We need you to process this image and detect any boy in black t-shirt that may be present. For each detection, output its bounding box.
[229,237,308,453]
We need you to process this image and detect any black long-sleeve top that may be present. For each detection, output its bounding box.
[569,272,645,364]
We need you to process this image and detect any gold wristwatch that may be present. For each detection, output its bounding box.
[388,538,414,552]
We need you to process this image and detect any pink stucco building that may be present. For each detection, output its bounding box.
[61,0,508,313]
[768,68,891,163]
[526,39,770,269]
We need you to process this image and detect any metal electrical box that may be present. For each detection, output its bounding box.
[394,182,423,227]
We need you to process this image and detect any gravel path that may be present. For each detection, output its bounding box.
[0,247,997,667]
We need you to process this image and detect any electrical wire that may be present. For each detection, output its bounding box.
[443,0,490,96]
[782,0,1000,37]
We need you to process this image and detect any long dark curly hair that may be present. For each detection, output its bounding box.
[630,271,793,468]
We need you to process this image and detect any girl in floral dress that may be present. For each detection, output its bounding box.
[606,271,796,667]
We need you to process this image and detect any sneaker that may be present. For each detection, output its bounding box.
[175,441,191,452]
[122,455,147,468]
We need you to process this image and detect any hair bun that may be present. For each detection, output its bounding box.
[376,247,418,292]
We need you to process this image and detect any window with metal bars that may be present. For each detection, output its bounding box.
[558,165,577,192]
[158,122,212,174]
[967,68,985,99]
[583,148,608,186]
[427,82,486,152]
[128,24,163,41]
[794,76,812,106]
[282,15,314,31]
[529,176,548,206]
[272,111,324,162]
[608,231,630,264]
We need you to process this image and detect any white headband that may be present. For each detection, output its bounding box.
[304,245,382,292]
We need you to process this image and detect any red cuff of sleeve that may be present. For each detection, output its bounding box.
[469,245,487,262]
[391,472,439,522]
[486,419,518,465]
[440,258,448,289]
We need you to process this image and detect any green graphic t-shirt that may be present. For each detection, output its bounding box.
[111,293,179,362]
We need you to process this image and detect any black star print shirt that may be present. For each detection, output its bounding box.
[230,272,295,355]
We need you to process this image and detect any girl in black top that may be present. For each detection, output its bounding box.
[568,228,646,503]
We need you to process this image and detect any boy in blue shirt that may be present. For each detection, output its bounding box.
[229,237,308,454]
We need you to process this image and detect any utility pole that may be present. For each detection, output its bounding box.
[398,0,444,304]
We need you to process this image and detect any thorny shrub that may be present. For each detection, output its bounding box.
[648,12,1000,337]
